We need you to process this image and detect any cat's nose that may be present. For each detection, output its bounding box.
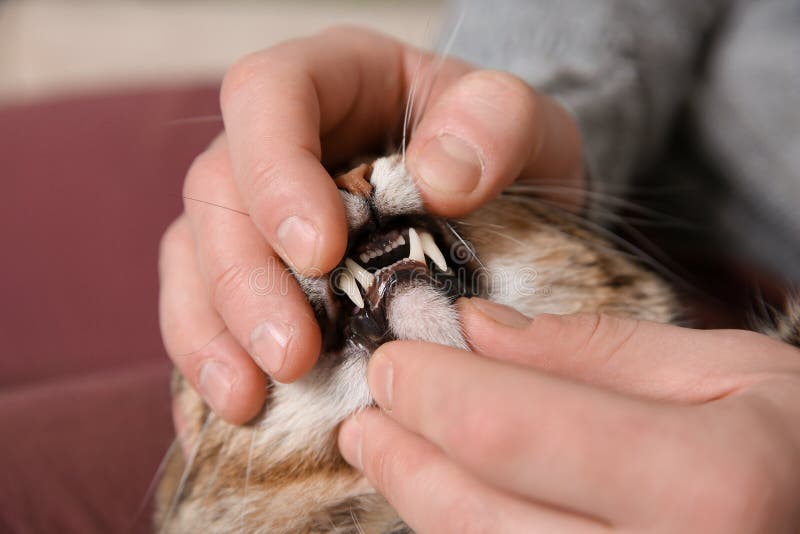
[334,163,373,198]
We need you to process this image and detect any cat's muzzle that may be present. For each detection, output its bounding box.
[330,218,483,351]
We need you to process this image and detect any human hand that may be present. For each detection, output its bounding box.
[158,27,584,423]
[338,298,800,533]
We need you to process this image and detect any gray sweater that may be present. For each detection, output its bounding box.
[446,0,800,284]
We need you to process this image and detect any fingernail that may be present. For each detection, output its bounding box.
[368,350,394,411]
[411,134,483,194]
[250,319,293,375]
[467,297,531,328]
[198,360,236,414]
[276,216,320,272]
[338,417,363,470]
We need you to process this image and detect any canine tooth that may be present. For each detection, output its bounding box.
[419,231,448,271]
[337,270,364,308]
[408,228,425,263]
[345,258,374,290]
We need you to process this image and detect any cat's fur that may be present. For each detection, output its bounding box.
[154,154,799,533]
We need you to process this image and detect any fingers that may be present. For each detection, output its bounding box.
[220,28,409,275]
[158,215,267,424]
[183,136,321,383]
[364,339,692,521]
[406,70,584,216]
[458,298,800,401]
[338,409,608,534]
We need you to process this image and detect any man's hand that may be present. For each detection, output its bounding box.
[158,27,584,423]
[338,298,800,533]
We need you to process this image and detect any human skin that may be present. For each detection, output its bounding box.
[337,298,800,533]
[157,27,584,423]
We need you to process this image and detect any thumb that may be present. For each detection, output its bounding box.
[406,70,584,217]
[457,298,795,402]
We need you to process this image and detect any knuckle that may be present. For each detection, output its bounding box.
[183,147,224,203]
[577,313,639,367]
[525,312,641,375]
[462,70,538,119]
[220,51,269,110]
[245,156,284,194]
[210,261,252,311]
[525,313,568,342]
[159,215,188,257]
[221,48,305,112]
[158,215,190,276]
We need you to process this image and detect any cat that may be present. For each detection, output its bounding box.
[154,151,800,533]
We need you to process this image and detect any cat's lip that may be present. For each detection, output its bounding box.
[332,217,484,351]
[346,259,435,350]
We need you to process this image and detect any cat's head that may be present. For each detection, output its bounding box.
[155,154,678,533]
[302,154,484,355]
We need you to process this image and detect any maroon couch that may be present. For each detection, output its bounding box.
[0,85,222,533]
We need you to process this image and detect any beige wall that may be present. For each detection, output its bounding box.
[0,0,444,104]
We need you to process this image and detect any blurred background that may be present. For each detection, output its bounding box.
[0,0,443,103]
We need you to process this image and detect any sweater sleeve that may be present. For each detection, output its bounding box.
[443,0,730,194]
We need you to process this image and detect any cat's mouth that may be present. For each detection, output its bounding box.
[328,217,482,351]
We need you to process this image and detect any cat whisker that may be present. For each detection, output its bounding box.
[446,221,486,271]
[159,411,214,534]
[507,183,697,228]
[200,424,234,506]
[240,426,258,533]
[500,194,702,296]
[183,196,250,217]
[481,228,527,247]
[408,9,466,136]
[126,438,180,534]
[401,51,425,163]
[350,506,366,534]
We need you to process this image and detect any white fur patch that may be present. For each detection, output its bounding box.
[370,155,424,217]
[387,284,467,350]
[258,347,372,457]
[339,190,371,230]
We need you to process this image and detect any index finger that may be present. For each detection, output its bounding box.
[220,28,431,275]
[366,340,699,524]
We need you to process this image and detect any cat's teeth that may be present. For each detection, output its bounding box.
[408,228,425,263]
[398,235,406,246]
[345,258,374,290]
[419,230,448,271]
[336,270,364,308]
[359,252,370,263]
